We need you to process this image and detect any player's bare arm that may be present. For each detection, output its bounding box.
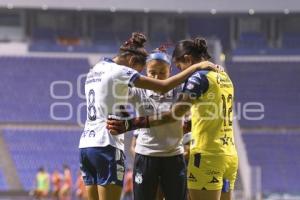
[107,93,193,135]
[134,61,219,93]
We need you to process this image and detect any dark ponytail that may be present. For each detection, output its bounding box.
[119,32,148,65]
[172,37,211,62]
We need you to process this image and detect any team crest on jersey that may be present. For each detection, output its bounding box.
[135,173,143,184]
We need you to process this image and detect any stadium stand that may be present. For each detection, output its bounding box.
[226,61,300,128]
[243,131,300,194]
[187,17,230,50]
[0,170,7,190]
[232,47,300,55]
[92,30,119,52]
[232,30,300,55]
[29,24,120,53]
[281,32,300,49]
[237,32,269,49]
[0,56,89,123]
[2,128,81,190]
[227,56,300,196]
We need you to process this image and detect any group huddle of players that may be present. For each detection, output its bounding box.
[79,32,238,200]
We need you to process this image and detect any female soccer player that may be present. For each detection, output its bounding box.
[59,165,72,200]
[51,169,62,199]
[76,171,88,200]
[129,47,187,200]
[31,167,50,199]
[79,33,218,200]
[107,37,238,200]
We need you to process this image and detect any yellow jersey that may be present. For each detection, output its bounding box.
[182,70,237,156]
[37,172,50,191]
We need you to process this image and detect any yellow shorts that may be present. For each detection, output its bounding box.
[187,154,238,191]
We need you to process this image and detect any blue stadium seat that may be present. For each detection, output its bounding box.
[0,170,8,190]
[2,128,82,190]
[282,32,300,49]
[238,32,269,49]
[226,61,300,128]
[243,131,300,194]
[187,17,230,50]
[0,56,89,123]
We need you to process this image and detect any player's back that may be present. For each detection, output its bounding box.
[190,71,237,156]
[85,61,130,119]
[79,58,139,150]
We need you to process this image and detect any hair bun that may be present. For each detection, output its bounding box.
[193,37,207,52]
[158,44,168,53]
[152,45,167,54]
[131,32,147,48]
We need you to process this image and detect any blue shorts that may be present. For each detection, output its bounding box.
[79,145,125,186]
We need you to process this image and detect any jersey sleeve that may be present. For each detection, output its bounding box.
[114,65,140,87]
[128,88,146,118]
[128,88,138,109]
[133,130,140,138]
[181,71,209,98]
